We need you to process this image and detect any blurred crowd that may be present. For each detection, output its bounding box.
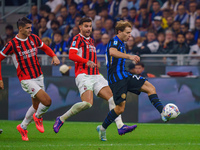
[1,0,200,65]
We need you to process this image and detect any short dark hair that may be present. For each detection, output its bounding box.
[130,7,137,11]
[135,62,144,68]
[39,5,51,13]
[17,17,32,29]
[54,30,62,36]
[5,24,13,30]
[176,33,185,38]
[51,19,60,26]
[79,17,92,25]
[152,0,160,5]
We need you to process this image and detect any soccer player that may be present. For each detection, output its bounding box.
[97,21,168,141]
[0,17,60,141]
[53,17,137,136]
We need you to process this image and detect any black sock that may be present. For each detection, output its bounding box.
[102,109,119,129]
[149,94,163,113]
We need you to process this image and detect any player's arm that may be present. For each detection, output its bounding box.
[69,50,96,68]
[109,47,140,63]
[39,43,60,66]
[0,54,6,89]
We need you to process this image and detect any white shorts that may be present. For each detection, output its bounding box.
[21,75,45,98]
[75,73,109,96]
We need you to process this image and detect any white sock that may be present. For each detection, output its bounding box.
[21,105,36,130]
[100,125,106,131]
[108,97,124,129]
[35,103,50,118]
[60,101,92,122]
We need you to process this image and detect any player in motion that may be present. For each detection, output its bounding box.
[0,17,60,141]
[97,21,168,141]
[53,17,137,136]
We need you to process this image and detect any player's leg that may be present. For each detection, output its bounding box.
[20,105,36,130]
[53,74,94,133]
[32,89,52,133]
[97,86,124,128]
[60,90,93,121]
[53,90,93,133]
[97,86,137,135]
[139,81,167,122]
[97,101,126,141]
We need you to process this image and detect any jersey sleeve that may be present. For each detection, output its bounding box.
[108,39,118,49]
[0,42,14,57]
[69,36,81,51]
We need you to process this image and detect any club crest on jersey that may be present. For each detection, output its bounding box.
[31,88,35,92]
[31,41,34,46]
[72,41,76,46]
[114,41,118,45]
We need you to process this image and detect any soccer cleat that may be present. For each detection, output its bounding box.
[33,113,44,133]
[0,129,3,134]
[16,124,29,141]
[53,116,64,133]
[118,125,137,135]
[96,125,107,141]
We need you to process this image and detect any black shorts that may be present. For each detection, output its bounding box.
[109,75,147,105]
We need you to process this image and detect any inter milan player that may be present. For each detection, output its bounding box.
[53,17,137,136]
[0,17,60,141]
[97,21,168,141]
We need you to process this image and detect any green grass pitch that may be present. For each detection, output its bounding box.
[0,120,199,150]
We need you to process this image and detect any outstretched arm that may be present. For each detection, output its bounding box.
[39,43,60,65]
[109,47,140,63]
[69,50,96,68]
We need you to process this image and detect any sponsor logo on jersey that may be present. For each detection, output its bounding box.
[18,47,37,59]
[72,41,76,46]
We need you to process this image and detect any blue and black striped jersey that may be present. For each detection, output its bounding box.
[106,36,131,85]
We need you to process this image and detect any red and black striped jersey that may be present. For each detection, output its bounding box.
[0,34,43,81]
[69,33,99,77]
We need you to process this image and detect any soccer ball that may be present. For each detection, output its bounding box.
[59,64,70,74]
[162,103,180,120]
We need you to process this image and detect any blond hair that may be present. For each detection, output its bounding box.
[115,21,132,34]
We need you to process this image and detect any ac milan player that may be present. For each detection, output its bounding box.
[53,17,137,137]
[0,17,60,141]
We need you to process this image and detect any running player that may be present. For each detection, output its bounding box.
[53,17,137,136]
[0,17,60,141]
[97,21,168,141]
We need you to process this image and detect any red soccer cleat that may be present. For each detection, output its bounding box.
[17,124,29,141]
[33,113,44,133]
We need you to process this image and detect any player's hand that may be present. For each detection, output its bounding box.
[128,55,140,64]
[0,80,4,89]
[51,56,60,66]
[87,60,97,68]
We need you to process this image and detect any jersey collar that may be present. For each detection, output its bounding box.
[115,35,124,44]
[79,33,90,40]
[16,34,28,41]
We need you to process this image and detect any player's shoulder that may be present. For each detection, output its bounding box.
[29,33,39,39]
[73,34,81,41]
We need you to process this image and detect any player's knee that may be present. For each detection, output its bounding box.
[44,97,52,106]
[118,107,125,114]
[82,101,92,110]
[149,84,156,94]
[114,106,125,115]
